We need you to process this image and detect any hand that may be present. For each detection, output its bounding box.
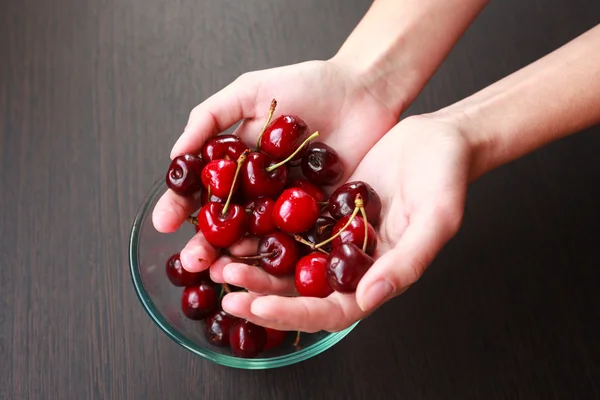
[152,60,400,271]
[217,115,473,332]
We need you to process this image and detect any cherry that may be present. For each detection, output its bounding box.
[244,197,277,237]
[204,309,239,347]
[286,178,326,202]
[326,242,374,293]
[197,151,250,248]
[273,188,320,234]
[181,282,219,320]
[165,253,209,286]
[197,203,248,248]
[240,152,288,199]
[304,216,336,252]
[328,181,382,226]
[256,231,300,276]
[200,188,243,206]
[201,159,239,199]
[166,154,204,196]
[294,252,333,298]
[264,328,288,350]
[200,134,249,163]
[258,115,310,161]
[300,142,344,186]
[229,319,267,358]
[331,215,377,256]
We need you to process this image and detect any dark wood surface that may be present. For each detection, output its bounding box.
[1,0,599,398]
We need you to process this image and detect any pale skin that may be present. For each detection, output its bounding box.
[153,0,600,332]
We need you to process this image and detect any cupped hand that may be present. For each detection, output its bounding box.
[218,115,474,333]
[152,60,400,271]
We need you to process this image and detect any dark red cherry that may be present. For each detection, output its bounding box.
[165,253,210,286]
[229,319,267,358]
[259,115,309,161]
[200,134,249,163]
[326,242,374,293]
[201,159,239,199]
[273,188,320,234]
[328,181,382,226]
[300,142,344,186]
[257,231,300,276]
[197,203,249,248]
[244,197,277,237]
[241,152,288,199]
[331,215,377,256]
[294,252,333,298]
[181,282,219,320]
[166,154,205,196]
[304,216,336,252]
[286,178,326,202]
[264,328,288,350]
[204,309,239,347]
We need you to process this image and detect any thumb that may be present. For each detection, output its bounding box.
[170,75,257,159]
[356,204,461,312]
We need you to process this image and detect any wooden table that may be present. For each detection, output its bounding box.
[2,0,599,398]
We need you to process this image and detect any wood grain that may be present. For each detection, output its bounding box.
[1,0,599,398]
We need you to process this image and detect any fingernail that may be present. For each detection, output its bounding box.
[359,280,394,312]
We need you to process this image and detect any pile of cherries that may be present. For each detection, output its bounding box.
[162,100,381,358]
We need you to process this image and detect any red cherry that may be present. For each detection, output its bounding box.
[257,231,300,276]
[264,328,288,350]
[294,252,333,298]
[286,178,326,202]
[273,188,320,233]
[304,216,336,252]
[165,253,209,286]
[201,159,239,199]
[328,181,382,226]
[181,282,219,320]
[259,115,309,161]
[229,320,267,358]
[300,142,344,186]
[240,152,288,199]
[166,154,204,196]
[331,215,377,256]
[204,309,239,347]
[200,188,243,206]
[197,203,249,248]
[200,134,249,163]
[244,197,277,237]
[326,242,374,293]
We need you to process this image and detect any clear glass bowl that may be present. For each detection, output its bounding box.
[128,177,358,369]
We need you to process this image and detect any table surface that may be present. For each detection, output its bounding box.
[2,0,600,399]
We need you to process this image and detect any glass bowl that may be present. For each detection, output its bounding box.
[128,177,358,369]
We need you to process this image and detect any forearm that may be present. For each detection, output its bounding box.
[436,24,600,180]
[331,0,489,116]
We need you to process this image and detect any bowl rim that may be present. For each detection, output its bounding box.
[128,176,359,369]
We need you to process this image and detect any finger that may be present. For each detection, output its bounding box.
[208,255,233,283]
[152,189,203,233]
[356,200,463,313]
[179,231,220,273]
[222,263,295,296]
[170,77,257,159]
[208,236,259,283]
[247,293,364,333]
[227,237,259,257]
[221,292,281,329]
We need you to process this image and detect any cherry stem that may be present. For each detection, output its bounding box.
[255,99,277,150]
[314,194,364,249]
[293,331,302,347]
[359,206,368,253]
[186,215,198,226]
[292,234,329,254]
[265,131,320,172]
[229,251,277,261]
[207,185,211,199]
[221,149,250,216]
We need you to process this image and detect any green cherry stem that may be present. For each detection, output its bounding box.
[221,149,250,216]
[228,252,278,261]
[314,194,364,249]
[255,99,278,150]
[186,215,198,226]
[293,331,302,347]
[359,206,369,253]
[265,131,320,172]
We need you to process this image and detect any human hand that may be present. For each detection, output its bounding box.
[216,115,473,332]
[152,60,400,271]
